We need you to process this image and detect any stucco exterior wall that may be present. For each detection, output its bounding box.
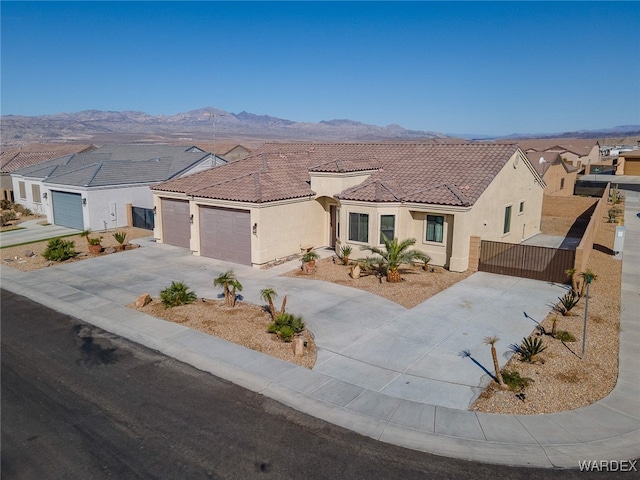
[543,163,577,196]
[11,176,48,216]
[310,171,374,198]
[83,185,153,231]
[251,199,326,265]
[469,152,544,247]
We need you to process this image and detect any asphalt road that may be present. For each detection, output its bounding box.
[1,289,591,480]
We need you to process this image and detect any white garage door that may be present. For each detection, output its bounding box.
[51,191,84,230]
[161,198,191,249]
[199,206,251,265]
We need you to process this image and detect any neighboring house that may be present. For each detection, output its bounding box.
[221,144,252,162]
[518,139,600,171]
[0,144,95,203]
[617,150,640,175]
[11,144,225,231]
[152,143,545,272]
[525,151,578,196]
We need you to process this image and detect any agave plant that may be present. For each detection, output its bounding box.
[555,290,579,316]
[360,235,428,283]
[112,231,127,250]
[517,336,547,363]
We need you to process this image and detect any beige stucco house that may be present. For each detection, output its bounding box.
[525,151,578,196]
[518,139,600,171]
[152,142,545,272]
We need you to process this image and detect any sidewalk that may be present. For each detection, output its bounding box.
[1,194,639,468]
[0,218,79,247]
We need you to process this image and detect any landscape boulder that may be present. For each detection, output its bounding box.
[135,293,152,308]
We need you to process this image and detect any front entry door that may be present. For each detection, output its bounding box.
[329,205,337,247]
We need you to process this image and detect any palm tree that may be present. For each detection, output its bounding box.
[260,288,287,321]
[213,270,243,307]
[483,335,505,387]
[360,235,427,283]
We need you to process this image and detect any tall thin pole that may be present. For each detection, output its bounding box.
[581,281,590,358]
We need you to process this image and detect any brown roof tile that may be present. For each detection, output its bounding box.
[155,142,520,206]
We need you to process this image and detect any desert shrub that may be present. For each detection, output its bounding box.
[0,199,12,210]
[502,370,533,391]
[555,330,576,342]
[268,312,305,343]
[43,238,76,262]
[13,204,31,215]
[340,245,352,265]
[1,211,17,226]
[516,336,547,363]
[555,290,579,316]
[160,281,197,308]
[607,207,621,223]
[113,231,127,247]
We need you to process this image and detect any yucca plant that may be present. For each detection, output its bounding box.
[483,335,505,387]
[340,245,352,265]
[555,290,579,316]
[517,336,547,363]
[160,281,197,308]
[112,231,127,250]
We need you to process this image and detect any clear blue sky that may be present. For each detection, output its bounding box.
[2,1,639,136]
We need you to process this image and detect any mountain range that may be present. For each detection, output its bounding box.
[1,107,638,148]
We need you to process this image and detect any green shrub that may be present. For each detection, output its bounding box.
[268,312,305,342]
[113,231,127,246]
[160,281,197,308]
[517,336,547,362]
[502,370,533,391]
[555,330,576,343]
[43,238,76,261]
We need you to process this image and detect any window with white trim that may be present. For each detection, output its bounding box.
[18,182,26,200]
[379,215,395,243]
[32,184,41,203]
[426,215,444,243]
[348,212,369,243]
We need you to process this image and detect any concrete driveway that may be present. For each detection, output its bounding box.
[0,219,80,247]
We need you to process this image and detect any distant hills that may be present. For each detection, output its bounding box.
[1,107,638,148]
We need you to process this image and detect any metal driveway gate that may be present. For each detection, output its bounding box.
[132,206,154,230]
[478,240,574,283]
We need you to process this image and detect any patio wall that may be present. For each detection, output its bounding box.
[574,183,611,274]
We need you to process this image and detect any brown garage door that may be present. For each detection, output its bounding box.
[625,159,640,176]
[161,198,191,248]
[199,206,251,265]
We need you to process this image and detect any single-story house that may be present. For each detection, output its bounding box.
[525,151,578,196]
[152,142,545,272]
[616,150,640,175]
[11,144,225,231]
[518,139,601,171]
[1,144,96,203]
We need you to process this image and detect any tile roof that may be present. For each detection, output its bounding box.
[11,144,216,187]
[525,151,579,176]
[0,144,95,173]
[155,142,521,207]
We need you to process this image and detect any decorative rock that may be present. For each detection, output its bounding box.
[292,337,304,357]
[105,247,117,254]
[350,263,361,279]
[135,293,152,308]
[24,250,34,257]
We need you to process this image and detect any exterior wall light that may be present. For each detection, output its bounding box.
[82,198,87,206]
[252,223,258,236]
[43,192,48,199]
[190,214,194,224]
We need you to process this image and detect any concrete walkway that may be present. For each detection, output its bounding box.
[0,218,80,247]
[2,195,639,468]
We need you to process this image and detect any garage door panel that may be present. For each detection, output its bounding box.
[51,191,84,230]
[625,160,640,176]
[161,199,190,249]
[200,206,251,265]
